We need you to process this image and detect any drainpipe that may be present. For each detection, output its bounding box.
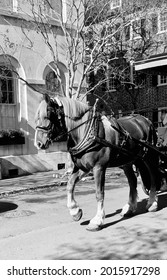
[0,159,1,180]
[130,60,134,84]
[130,60,135,109]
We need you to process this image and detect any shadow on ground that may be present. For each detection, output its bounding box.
[47,226,167,260]
[80,192,167,230]
[0,201,18,213]
[46,192,167,260]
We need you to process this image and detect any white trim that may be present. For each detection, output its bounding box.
[135,58,167,71]
[158,11,167,33]
[130,19,142,40]
[107,89,116,93]
[13,0,18,12]
[62,0,67,23]
[26,79,45,85]
[110,0,122,10]
[158,75,167,86]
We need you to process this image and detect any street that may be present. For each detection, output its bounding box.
[0,171,167,260]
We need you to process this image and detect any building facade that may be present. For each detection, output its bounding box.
[87,0,167,127]
[0,0,81,177]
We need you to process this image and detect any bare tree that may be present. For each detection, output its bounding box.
[15,0,135,99]
[84,0,167,111]
[1,0,167,105]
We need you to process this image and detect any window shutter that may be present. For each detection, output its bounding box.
[141,18,146,37]
[152,75,158,87]
[152,14,158,34]
[87,71,95,88]
[115,23,121,41]
[125,25,130,41]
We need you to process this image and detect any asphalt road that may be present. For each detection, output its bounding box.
[0,172,167,260]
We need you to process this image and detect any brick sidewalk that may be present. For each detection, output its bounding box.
[0,168,123,197]
[0,170,67,197]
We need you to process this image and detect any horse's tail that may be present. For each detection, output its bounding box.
[148,122,157,146]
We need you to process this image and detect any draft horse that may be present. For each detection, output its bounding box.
[34,94,160,231]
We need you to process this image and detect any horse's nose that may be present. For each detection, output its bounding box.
[37,141,44,149]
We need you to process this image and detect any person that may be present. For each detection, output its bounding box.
[161,111,167,146]
[163,112,167,127]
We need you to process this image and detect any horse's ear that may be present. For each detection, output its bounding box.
[44,94,50,104]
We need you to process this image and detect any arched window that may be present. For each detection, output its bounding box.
[0,67,14,104]
[45,71,60,93]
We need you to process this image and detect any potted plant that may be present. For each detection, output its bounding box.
[0,129,25,145]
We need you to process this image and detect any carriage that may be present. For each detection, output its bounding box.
[142,125,167,195]
[97,115,167,196]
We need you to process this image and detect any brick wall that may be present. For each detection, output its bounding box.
[87,73,167,125]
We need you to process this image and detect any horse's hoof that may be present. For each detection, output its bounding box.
[121,204,135,217]
[147,201,158,212]
[72,209,83,221]
[86,223,102,231]
[122,210,134,217]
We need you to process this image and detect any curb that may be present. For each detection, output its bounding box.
[0,180,67,198]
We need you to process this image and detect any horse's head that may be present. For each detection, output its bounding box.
[34,94,66,150]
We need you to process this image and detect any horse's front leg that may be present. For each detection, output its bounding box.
[121,164,138,217]
[87,165,106,231]
[67,166,83,221]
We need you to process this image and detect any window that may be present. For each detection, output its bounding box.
[109,75,116,91]
[110,0,121,10]
[131,19,146,39]
[159,12,167,32]
[151,12,167,34]
[0,0,17,12]
[132,19,141,39]
[43,0,62,19]
[158,75,167,85]
[158,107,167,127]
[45,71,60,93]
[0,67,14,104]
[107,74,116,91]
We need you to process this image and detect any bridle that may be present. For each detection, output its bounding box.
[35,99,95,145]
[36,100,67,146]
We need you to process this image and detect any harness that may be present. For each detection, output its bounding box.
[69,100,103,157]
[36,98,150,161]
[68,107,134,159]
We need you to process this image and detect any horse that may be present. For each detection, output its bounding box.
[34,94,161,231]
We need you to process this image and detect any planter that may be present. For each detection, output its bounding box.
[0,136,25,145]
[0,129,25,146]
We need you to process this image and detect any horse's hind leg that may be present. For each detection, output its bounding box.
[67,165,83,221]
[144,161,158,212]
[121,164,138,217]
[87,165,106,231]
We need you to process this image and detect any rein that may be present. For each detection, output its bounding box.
[36,97,152,161]
[36,108,96,142]
[36,98,98,145]
[36,122,53,132]
[53,114,96,142]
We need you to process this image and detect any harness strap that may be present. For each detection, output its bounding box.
[94,136,135,158]
[69,100,99,156]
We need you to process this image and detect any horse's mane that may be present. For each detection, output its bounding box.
[58,96,91,132]
[59,97,90,120]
